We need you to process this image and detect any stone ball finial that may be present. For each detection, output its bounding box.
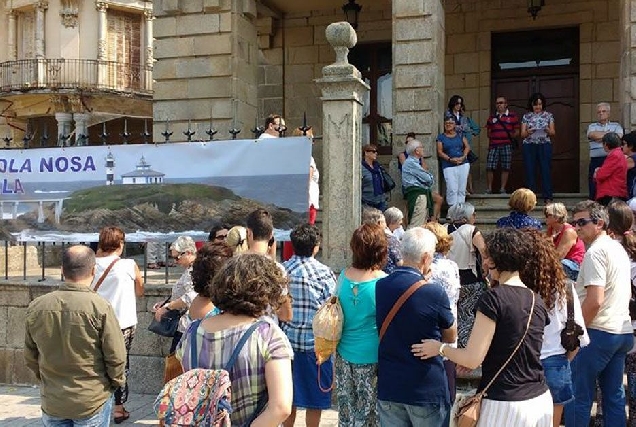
[325,22,357,65]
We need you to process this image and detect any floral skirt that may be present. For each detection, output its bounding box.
[458,281,487,348]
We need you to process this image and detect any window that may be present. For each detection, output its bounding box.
[349,43,393,154]
[17,9,36,58]
[107,9,142,90]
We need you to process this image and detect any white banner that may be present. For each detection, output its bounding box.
[0,137,312,238]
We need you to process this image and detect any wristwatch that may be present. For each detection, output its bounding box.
[438,343,447,357]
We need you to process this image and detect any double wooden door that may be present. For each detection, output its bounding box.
[491,74,579,193]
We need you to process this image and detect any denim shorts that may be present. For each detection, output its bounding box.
[541,353,573,405]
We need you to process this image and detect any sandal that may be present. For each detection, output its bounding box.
[114,409,130,424]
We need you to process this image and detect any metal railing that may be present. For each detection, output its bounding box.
[0,58,152,94]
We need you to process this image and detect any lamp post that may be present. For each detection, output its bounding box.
[342,0,362,29]
[528,0,544,19]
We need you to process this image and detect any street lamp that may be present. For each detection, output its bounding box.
[528,0,545,20]
[342,0,362,29]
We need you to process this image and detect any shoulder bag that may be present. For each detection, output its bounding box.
[92,257,120,293]
[560,281,584,352]
[379,279,427,341]
[499,117,520,150]
[148,296,183,337]
[456,291,535,427]
[379,164,396,193]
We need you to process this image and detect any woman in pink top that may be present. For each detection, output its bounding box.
[544,202,585,280]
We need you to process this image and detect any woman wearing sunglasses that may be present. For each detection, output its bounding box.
[361,143,388,212]
[152,236,198,354]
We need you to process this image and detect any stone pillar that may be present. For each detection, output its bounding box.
[620,0,636,131]
[35,1,48,58]
[392,0,445,191]
[73,113,90,146]
[55,112,72,146]
[96,2,108,60]
[7,11,17,61]
[144,9,153,92]
[315,22,370,272]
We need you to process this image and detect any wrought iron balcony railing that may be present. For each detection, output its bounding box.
[0,58,152,95]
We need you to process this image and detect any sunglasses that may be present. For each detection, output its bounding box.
[366,149,378,153]
[170,252,187,260]
[214,233,228,240]
[572,218,596,227]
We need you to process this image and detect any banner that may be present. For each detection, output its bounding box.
[0,137,312,240]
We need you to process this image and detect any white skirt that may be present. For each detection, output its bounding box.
[476,390,553,427]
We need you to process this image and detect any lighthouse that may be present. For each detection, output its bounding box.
[105,151,115,185]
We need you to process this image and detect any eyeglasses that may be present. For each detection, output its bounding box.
[170,252,187,260]
[572,218,596,227]
[366,150,378,153]
[214,233,228,240]
[496,101,506,104]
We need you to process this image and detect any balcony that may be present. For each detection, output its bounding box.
[0,59,152,95]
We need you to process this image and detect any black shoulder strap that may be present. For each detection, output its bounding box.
[566,281,574,322]
[498,118,516,144]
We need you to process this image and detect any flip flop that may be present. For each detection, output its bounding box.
[114,409,130,424]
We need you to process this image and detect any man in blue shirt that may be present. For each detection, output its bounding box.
[402,139,443,224]
[376,227,457,427]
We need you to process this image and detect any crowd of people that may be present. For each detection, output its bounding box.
[18,109,636,427]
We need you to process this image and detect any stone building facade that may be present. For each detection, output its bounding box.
[0,0,153,147]
[153,0,636,194]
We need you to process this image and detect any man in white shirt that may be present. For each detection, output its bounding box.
[586,103,624,199]
[565,200,633,427]
[258,114,286,139]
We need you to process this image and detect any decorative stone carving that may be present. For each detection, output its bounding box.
[36,1,49,10]
[95,1,108,12]
[60,0,79,28]
[325,22,357,65]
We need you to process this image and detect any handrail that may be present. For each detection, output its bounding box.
[0,58,152,94]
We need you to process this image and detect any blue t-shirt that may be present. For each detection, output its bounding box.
[437,133,466,169]
[375,267,455,406]
[495,211,542,230]
[337,271,385,364]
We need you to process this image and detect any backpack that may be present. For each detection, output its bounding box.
[154,320,265,426]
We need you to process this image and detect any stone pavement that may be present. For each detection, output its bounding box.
[0,385,339,426]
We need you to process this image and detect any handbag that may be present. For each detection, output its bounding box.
[148,296,183,337]
[456,291,535,427]
[379,165,396,193]
[379,279,427,340]
[163,353,183,384]
[466,150,479,164]
[560,281,584,352]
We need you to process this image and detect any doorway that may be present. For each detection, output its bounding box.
[491,28,580,193]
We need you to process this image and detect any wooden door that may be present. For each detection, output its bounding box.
[491,74,579,193]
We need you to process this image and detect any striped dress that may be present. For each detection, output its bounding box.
[176,317,293,425]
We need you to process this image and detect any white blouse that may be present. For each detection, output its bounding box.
[92,255,138,330]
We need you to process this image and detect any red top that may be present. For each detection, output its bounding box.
[552,223,585,265]
[595,147,628,200]
[486,112,519,147]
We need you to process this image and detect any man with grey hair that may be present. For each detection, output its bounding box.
[375,227,456,426]
[402,139,442,226]
[25,245,126,427]
[587,102,624,199]
[565,200,632,426]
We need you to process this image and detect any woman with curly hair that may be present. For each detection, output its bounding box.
[176,254,293,426]
[520,229,589,427]
[413,228,553,426]
[336,223,388,427]
[607,200,636,426]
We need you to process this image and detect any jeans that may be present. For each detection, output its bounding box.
[522,143,553,200]
[377,399,448,427]
[42,396,113,427]
[542,353,574,405]
[588,156,606,200]
[564,328,633,427]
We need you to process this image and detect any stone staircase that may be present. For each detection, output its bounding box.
[466,192,589,232]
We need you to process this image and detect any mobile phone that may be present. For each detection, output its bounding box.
[268,236,275,247]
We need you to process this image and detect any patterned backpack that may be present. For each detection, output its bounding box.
[154,320,264,426]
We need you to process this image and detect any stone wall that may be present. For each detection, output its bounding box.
[619,0,636,131]
[444,0,621,190]
[0,280,171,395]
[153,0,258,140]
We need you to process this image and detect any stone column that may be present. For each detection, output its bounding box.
[315,23,370,272]
[7,11,17,61]
[620,0,636,131]
[96,2,109,88]
[35,1,48,58]
[144,9,153,92]
[73,113,90,146]
[55,112,73,146]
[392,0,445,191]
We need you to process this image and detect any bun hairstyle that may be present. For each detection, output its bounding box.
[225,226,249,255]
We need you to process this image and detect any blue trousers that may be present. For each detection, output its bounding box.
[564,328,633,427]
[522,143,553,200]
[42,396,113,427]
[378,398,448,427]
[588,156,607,200]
